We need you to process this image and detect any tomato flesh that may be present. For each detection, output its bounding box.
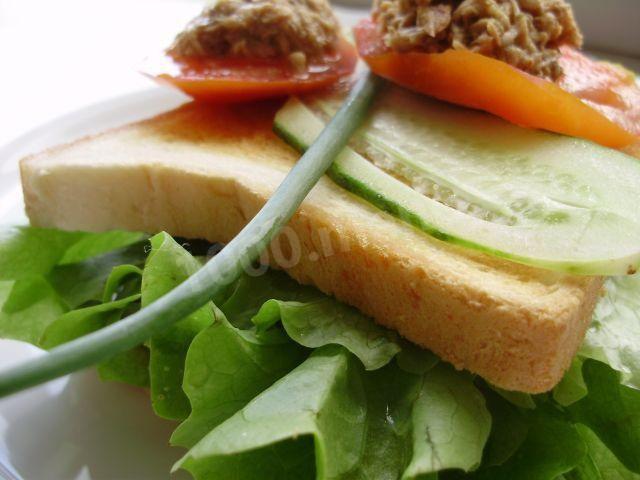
[142,38,357,103]
[559,46,640,138]
[354,19,637,149]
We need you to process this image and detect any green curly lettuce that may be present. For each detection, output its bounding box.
[1,227,640,480]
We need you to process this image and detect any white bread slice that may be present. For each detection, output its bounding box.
[20,101,603,393]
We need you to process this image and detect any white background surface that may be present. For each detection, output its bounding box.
[0,1,637,479]
[0,0,196,149]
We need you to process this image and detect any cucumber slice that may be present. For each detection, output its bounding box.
[274,89,640,275]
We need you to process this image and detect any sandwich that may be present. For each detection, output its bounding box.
[3,0,640,479]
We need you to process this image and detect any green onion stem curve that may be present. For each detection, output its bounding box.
[0,72,382,397]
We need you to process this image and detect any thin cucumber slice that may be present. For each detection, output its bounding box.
[274,90,640,275]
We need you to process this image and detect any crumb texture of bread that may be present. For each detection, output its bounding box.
[20,101,603,393]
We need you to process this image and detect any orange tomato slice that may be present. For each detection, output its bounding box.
[354,19,637,149]
[559,46,640,138]
[142,38,357,103]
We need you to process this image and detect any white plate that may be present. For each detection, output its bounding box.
[0,342,190,480]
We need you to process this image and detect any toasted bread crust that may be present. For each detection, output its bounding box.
[20,101,603,393]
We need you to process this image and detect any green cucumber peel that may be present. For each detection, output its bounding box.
[0,72,382,397]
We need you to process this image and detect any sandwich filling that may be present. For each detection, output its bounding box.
[373,0,583,79]
[171,0,340,69]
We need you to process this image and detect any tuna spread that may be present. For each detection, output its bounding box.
[374,0,583,79]
[171,0,341,69]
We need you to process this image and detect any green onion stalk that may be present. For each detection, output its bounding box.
[0,72,382,397]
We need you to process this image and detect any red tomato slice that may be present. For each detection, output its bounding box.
[354,18,637,149]
[559,46,640,138]
[142,38,357,103]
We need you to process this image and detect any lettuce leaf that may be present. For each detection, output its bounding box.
[102,264,143,303]
[47,241,147,308]
[41,259,148,386]
[224,269,403,371]
[39,294,141,349]
[403,364,491,477]
[96,344,150,388]
[171,312,306,448]
[395,340,440,374]
[142,232,215,420]
[175,346,366,480]
[0,276,66,344]
[553,358,589,407]
[177,350,490,480]
[0,227,145,343]
[58,230,145,264]
[2,227,640,480]
[38,293,149,387]
[95,266,149,386]
[342,363,420,480]
[468,408,587,480]
[253,297,401,370]
[480,388,529,467]
[567,424,640,480]
[221,270,319,328]
[0,227,86,280]
[0,227,142,281]
[490,386,536,410]
[342,361,487,480]
[581,276,640,390]
[570,360,640,474]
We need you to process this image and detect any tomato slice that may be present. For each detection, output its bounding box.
[354,18,637,149]
[559,46,640,138]
[142,38,357,103]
